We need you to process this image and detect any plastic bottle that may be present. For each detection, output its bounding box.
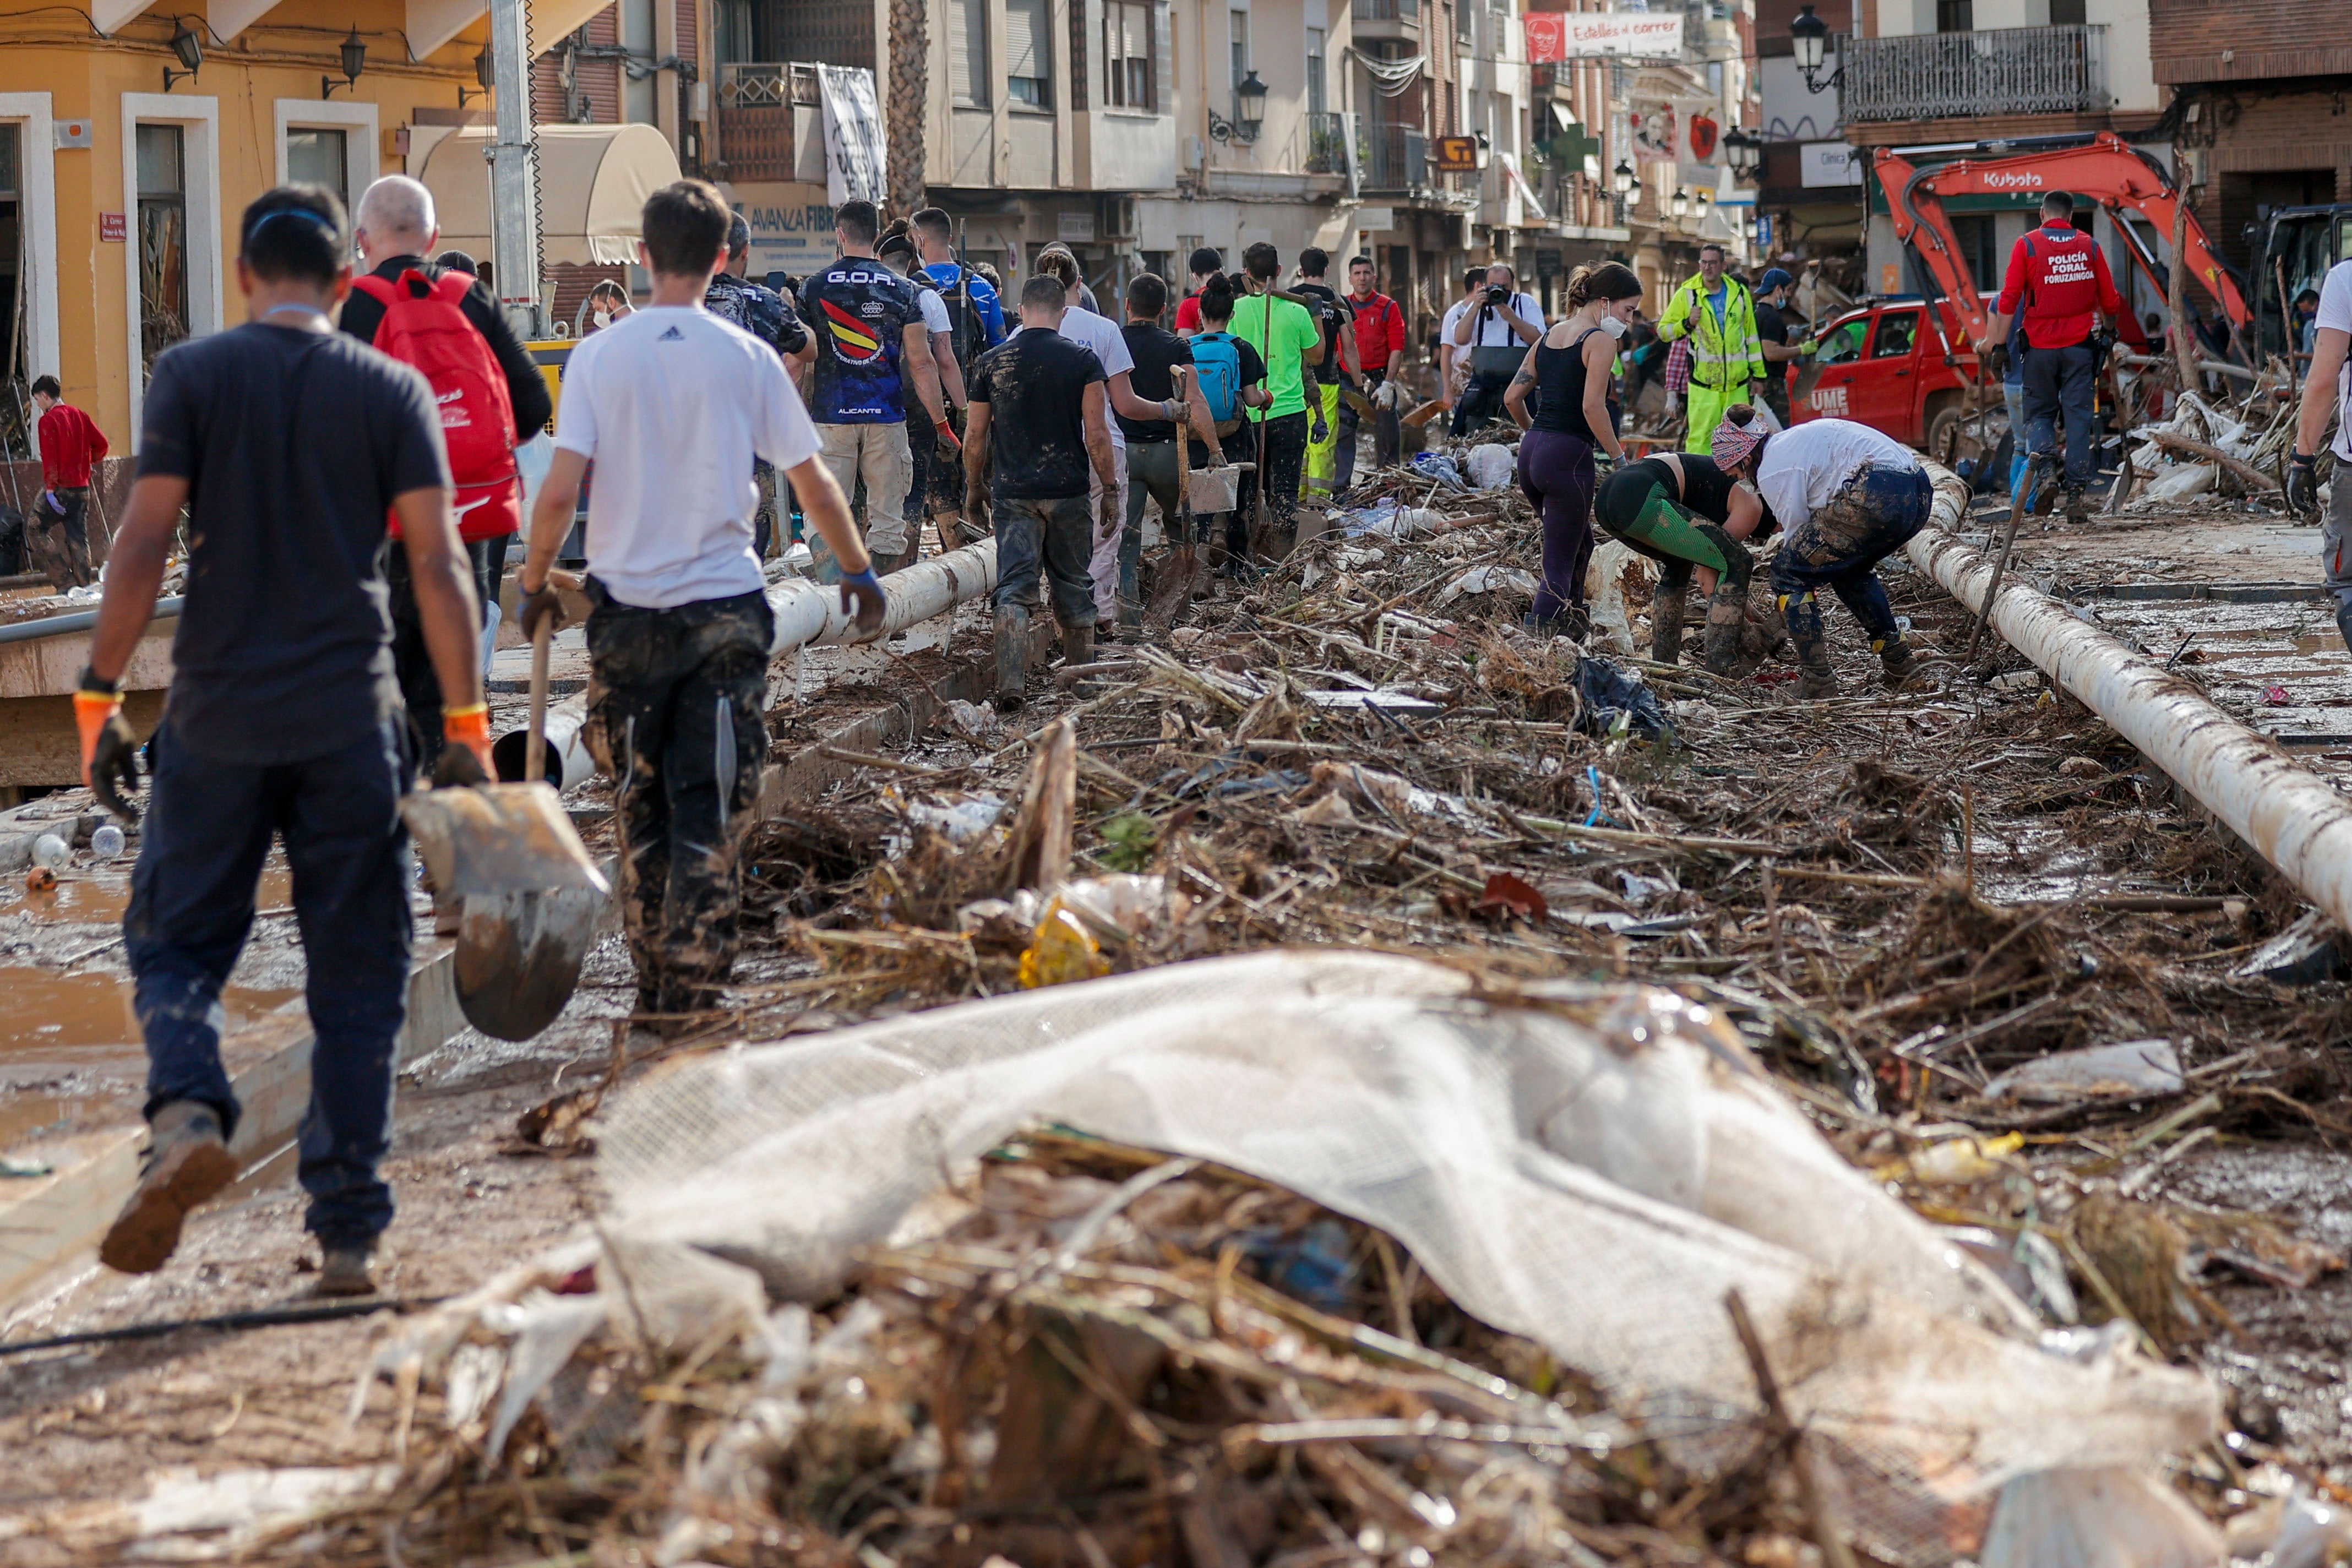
[91,824,126,859]
[30,834,68,869]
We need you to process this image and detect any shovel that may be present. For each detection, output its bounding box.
[401,614,609,1042]
[1148,366,1202,623]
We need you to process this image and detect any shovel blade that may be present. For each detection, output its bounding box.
[454,888,603,1041]
[400,782,609,900]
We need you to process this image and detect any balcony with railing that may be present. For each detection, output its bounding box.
[1360,122,1427,194]
[715,62,821,182]
[1304,111,1348,175]
[1838,25,2108,123]
[1355,0,1420,42]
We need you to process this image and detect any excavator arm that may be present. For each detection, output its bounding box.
[1875,133,2252,349]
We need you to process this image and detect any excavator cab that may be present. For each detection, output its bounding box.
[2245,205,2352,367]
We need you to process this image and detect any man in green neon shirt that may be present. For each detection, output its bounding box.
[1229,241,1324,560]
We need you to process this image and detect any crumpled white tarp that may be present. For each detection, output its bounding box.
[595,949,2218,1564]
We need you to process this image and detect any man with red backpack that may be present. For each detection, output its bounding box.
[344,176,552,764]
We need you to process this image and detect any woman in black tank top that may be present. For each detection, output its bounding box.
[1593,453,1772,674]
[1501,263,1641,639]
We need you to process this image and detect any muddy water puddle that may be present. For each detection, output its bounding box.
[0,969,302,1068]
[0,865,293,927]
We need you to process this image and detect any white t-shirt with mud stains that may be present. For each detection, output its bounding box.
[1752,416,1919,531]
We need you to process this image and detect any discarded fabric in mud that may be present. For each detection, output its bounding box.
[591,950,2217,1563]
[1575,655,1672,740]
[1981,1038,2184,1104]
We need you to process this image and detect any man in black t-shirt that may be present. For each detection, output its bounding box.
[1293,247,1359,497]
[1751,268,1801,429]
[79,186,484,1297]
[966,274,1114,710]
[1118,273,1224,638]
[705,212,813,558]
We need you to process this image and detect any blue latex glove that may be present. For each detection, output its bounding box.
[839,565,886,638]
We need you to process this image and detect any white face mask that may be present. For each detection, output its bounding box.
[1598,312,1630,341]
[593,310,613,329]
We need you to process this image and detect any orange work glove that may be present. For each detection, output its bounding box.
[438,703,495,786]
[75,669,140,823]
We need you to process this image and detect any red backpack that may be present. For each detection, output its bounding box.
[352,269,520,541]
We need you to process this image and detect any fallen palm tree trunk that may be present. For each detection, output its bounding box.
[1910,461,2352,935]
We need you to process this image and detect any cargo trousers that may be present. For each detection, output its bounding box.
[582,580,774,1011]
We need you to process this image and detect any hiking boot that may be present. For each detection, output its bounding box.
[100,1102,238,1275]
[1062,622,1095,672]
[1649,585,1687,666]
[2029,477,2057,516]
[1522,611,1566,638]
[1879,640,1923,690]
[2061,486,2089,524]
[313,1243,378,1299]
[1796,663,1839,699]
[993,607,1031,713]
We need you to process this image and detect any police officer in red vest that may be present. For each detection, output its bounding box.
[1977,190,2123,522]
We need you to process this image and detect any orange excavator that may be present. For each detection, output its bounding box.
[1875,131,2253,351]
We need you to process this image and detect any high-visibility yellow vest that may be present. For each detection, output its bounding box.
[1657,275,1766,391]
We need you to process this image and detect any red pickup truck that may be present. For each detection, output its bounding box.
[1788,297,1980,456]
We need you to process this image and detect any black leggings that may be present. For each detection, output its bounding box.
[1232,410,1310,561]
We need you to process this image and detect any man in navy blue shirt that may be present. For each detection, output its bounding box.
[78,184,486,1297]
[800,199,951,575]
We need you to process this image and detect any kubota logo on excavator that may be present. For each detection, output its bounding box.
[1981,172,2045,188]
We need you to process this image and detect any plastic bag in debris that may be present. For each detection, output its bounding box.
[958,874,1167,944]
[1436,565,1538,604]
[1584,540,1644,654]
[1465,442,1517,489]
[1575,655,1672,740]
[1344,498,1447,539]
[1979,1467,2224,1568]
[2141,462,2215,502]
[1982,1038,2183,1104]
[1409,450,1469,488]
[595,950,2217,1566]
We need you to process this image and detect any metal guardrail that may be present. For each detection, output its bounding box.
[1839,24,2108,121]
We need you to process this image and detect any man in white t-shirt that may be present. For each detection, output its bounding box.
[2290,257,2352,652]
[515,180,887,1025]
[1449,263,1545,434]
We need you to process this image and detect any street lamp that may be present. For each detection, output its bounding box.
[1612,158,1635,197]
[1210,70,1267,143]
[323,26,366,97]
[1790,3,1841,93]
[1723,127,1762,179]
[1695,186,1712,217]
[163,24,202,90]
[460,44,493,108]
[1670,187,1690,219]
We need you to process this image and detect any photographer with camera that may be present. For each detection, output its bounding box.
[1447,263,1544,435]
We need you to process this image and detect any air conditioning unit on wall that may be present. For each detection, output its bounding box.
[1100,195,1139,240]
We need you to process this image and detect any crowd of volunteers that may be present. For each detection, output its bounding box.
[53,173,1973,1293]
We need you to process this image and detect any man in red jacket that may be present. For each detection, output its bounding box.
[1978,190,2123,522]
[1338,255,1407,490]
[30,375,107,590]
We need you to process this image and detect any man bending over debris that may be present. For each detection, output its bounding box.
[1592,449,1771,674]
[518,181,886,1026]
[1712,405,1932,699]
[83,185,487,1294]
[966,274,1115,711]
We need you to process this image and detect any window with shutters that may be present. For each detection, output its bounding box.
[1103,0,1154,111]
[951,0,988,106]
[1006,0,1052,108]
[1229,8,1248,89]
[1305,28,1325,115]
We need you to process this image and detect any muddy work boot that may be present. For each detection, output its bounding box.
[100,1101,238,1275]
[992,606,1031,713]
[1877,639,1925,691]
[313,1242,379,1298]
[1702,587,1755,677]
[1648,584,1688,666]
[2061,486,2089,524]
[1780,590,1838,700]
[1062,621,1095,672]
